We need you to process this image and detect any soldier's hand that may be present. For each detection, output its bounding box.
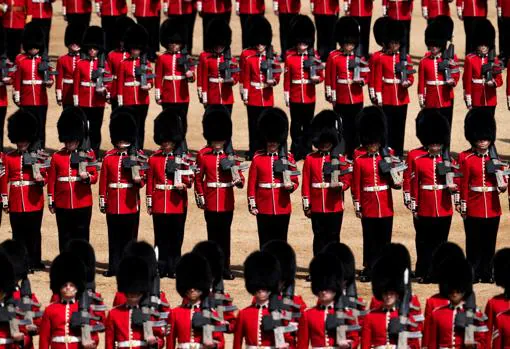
[147,207,152,215]
[100,205,106,214]
[249,207,259,216]
[304,208,312,218]
[355,211,362,219]
[448,183,458,191]
[35,173,44,182]
[96,86,106,94]
[486,79,496,87]
[80,171,90,180]
[266,79,276,86]
[337,339,353,349]
[311,75,321,84]
[25,15,32,23]
[446,78,456,86]
[49,206,55,214]
[45,79,54,87]
[2,77,11,85]
[56,99,62,106]
[499,184,508,192]
[175,183,186,190]
[233,178,243,188]
[141,84,152,91]
[203,341,216,349]
[273,8,279,15]
[186,70,194,79]
[146,336,157,346]
[26,324,38,334]
[285,183,294,191]
[12,333,24,342]
[276,343,289,349]
[331,182,343,189]
[401,80,411,88]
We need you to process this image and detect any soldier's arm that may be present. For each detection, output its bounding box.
[38,308,51,349]
[406,54,415,85]
[459,154,470,215]
[463,55,472,105]
[451,54,460,85]
[55,57,64,102]
[360,313,372,349]
[247,157,258,210]
[232,310,244,349]
[241,58,250,101]
[104,312,115,349]
[47,155,56,208]
[417,59,426,106]
[154,56,163,101]
[288,154,299,192]
[341,159,352,191]
[494,57,504,87]
[283,56,291,105]
[296,310,309,349]
[117,62,125,106]
[73,61,80,106]
[146,156,154,211]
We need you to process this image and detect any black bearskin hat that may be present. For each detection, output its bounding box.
[7,109,39,144]
[373,17,389,47]
[65,23,87,47]
[244,251,281,295]
[154,110,184,145]
[425,19,448,49]
[439,258,473,298]
[357,106,387,145]
[117,256,151,294]
[262,240,297,288]
[311,110,342,148]
[123,241,157,280]
[202,106,232,142]
[380,243,412,270]
[0,249,15,296]
[176,253,212,299]
[0,239,29,280]
[493,248,510,289]
[113,16,135,49]
[109,109,137,145]
[205,19,232,48]
[289,15,315,46]
[322,243,356,286]
[429,242,465,282]
[335,17,360,46]
[123,24,149,52]
[192,241,225,286]
[416,109,450,146]
[160,17,186,47]
[57,107,87,143]
[22,22,45,51]
[64,240,96,285]
[434,15,454,41]
[310,253,344,295]
[464,108,496,145]
[50,252,86,295]
[247,15,273,47]
[472,18,496,49]
[372,254,407,301]
[383,20,406,45]
[258,108,289,144]
[82,26,105,51]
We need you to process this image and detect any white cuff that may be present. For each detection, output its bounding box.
[411,199,417,212]
[461,200,467,214]
[0,4,8,12]
[331,90,337,102]
[310,2,314,11]
[73,94,79,106]
[131,3,136,12]
[95,2,101,13]
[202,92,207,104]
[99,196,106,208]
[457,6,462,16]
[382,5,387,15]
[497,6,502,16]
[325,85,331,97]
[14,91,20,103]
[248,197,257,209]
[163,2,168,13]
[1,194,8,208]
[273,1,278,11]
[465,94,472,107]
[422,6,428,16]
[418,94,425,108]
[62,5,66,15]
[146,195,152,208]
[454,192,460,205]
[197,1,202,11]
[369,87,375,99]
[118,95,123,106]
[376,92,383,104]
[284,91,289,105]
[242,88,248,101]
[56,89,62,101]
[155,88,161,100]
[343,2,349,12]
[48,194,54,206]
[302,197,310,211]
[354,201,361,212]
[404,192,411,205]
[235,1,240,12]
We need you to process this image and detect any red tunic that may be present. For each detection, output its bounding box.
[421,0,450,17]
[98,0,127,16]
[345,0,373,15]
[493,309,510,349]
[486,294,510,349]
[373,52,414,106]
[117,57,153,106]
[56,53,80,106]
[498,0,510,16]
[155,52,193,104]
[107,50,129,101]
[383,0,413,19]
[325,50,341,100]
[132,0,160,17]
[423,294,449,349]
[403,147,428,206]
[368,50,384,101]
[198,0,231,13]
[62,0,91,13]
[0,0,31,29]
[284,49,324,104]
[73,57,112,108]
[242,52,281,107]
[14,54,53,106]
[0,60,13,107]
[200,52,239,105]
[463,53,503,108]
[164,0,194,14]
[328,52,369,105]
[196,51,211,98]
[30,0,52,19]
[417,53,460,108]
[310,0,339,15]
[273,0,300,13]
[50,291,107,325]
[236,0,264,13]
[456,0,486,16]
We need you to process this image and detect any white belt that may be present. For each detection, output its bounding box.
[336,78,353,84]
[246,346,275,349]
[209,77,224,83]
[383,78,401,84]
[421,184,447,190]
[0,339,13,344]
[470,186,497,192]
[108,183,133,189]
[155,184,178,190]
[472,79,485,84]
[312,347,338,349]
[426,80,446,86]
[250,81,269,89]
[177,344,204,349]
[62,78,74,84]
[9,180,36,187]
[52,336,80,344]
[206,182,234,188]
[163,75,186,81]
[80,82,96,87]
[291,79,312,84]
[124,81,141,87]
[258,183,285,189]
[117,340,147,348]
[32,0,50,3]
[374,346,396,349]
[312,182,331,189]
[22,80,43,85]
[363,185,389,192]
[57,176,81,182]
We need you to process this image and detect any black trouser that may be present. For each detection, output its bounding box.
[23,106,48,149]
[168,12,196,53]
[289,102,315,161]
[204,211,233,270]
[66,13,91,27]
[361,216,393,273]
[463,16,478,55]
[426,106,453,144]
[239,14,261,49]
[352,16,371,57]
[202,13,231,50]
[0,106,7,151]
[161,103,190,134]
[499,17,510,61]
[414,215,452,278]
[473,106,496,118]
[278,13,298,59]
[464,216,500,281]
[5,28,23,62]
[257,213,291,248]
[153,212,187,276]
[311,212,343,256]
[382,105,408,157]
[136,16,160,61]
[247,105,270,157]
[106,212,140,274]
[81,107,105,157]
[31,18,51,51]
[55,206,93,252]
[102,15,127,53]
[314,14,338,62]
[334,103,363,159]
[10,210,43,268]
[126,104,149,149]
[398,20,411,53]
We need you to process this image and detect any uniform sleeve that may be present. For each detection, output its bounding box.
[417,59,426,101]
[485,299,495,349]
[103,60,113,92]
[283,56,290,100]
[360,313,372,349]
[242,58,250,101]
[13,57,21,103]
[87,150,99,185]
[201,58,209,103]
[428,312,439,349]
[105,312,115,349]
[423,298,433,349]
[341,158,352,190]
[324,52,334,97]
[411,159,420,210]
[507,60,510,101]
[273,55,282,84]
[360,57,370,84]
[31,293,43,329]
[166,310,176,349]
[73,61,80,106]
[56,57,64,101]
[351,157,361,205]
[406,54,414,85]
[373,56,383,100]
[194,152,205,197]
[315,50,325,82]
[232,310,244,349]
[147,61,155,87]
[230,56,239,85]
[403,151,413,195]
[460,154,470,213]
[47,154,56,205]
[330,56,338,101]
[98,156,108,205]
[463,55,472,99]
[494,57,503,87]
[38,308,51,349]
[289,154,299,192]
[247,156,258,207]
[493,315,502,349]
[146,156,154,208]
[301,156,311,207]
[155,56,163,100]
[296,310,309,349]
[475,312,488,349]
[451,54,460,85]
[117,62,125,105]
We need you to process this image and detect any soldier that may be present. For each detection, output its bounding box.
[56,23,85,108]
[14,23,54,148]
[242,16,281,159]
[199,19,238,114]
[0,26,14,152]
[62,0,92,28]
[1,110,47,272]
[411,110,456,283]
[382,0,413,52]
[248,108,299,247]
[302,110,352,255]
[457,0,487,54]
[463,18,503,117]
[96,0,127,53]
[1,0,31,61]
[30,0,53,51]
[40,252,101,349]
[105,256,165,349]
[198,0,231,50]
[195,107,244,280]
[460,109,506,283]
[155,17,195,133]
[164,0,196,54]
[351,107,397,282]
[48,107,98,251]
[310,0,338,62]
[421,0,451,21]
[131,0,160,61]
[168,252,225,349]
[236,0,264,49]
[492,306,510,349]
[418,19,460,129]
[367,17,388,105]
[284,15,323,160]
[344,0,373,57]
[273,0,300,58]
[328,17,369,158]
[372,20,414,157]
[73,26,112,156]
[428,258,488,349]
[99,110,145,277]
[147,110,192,278]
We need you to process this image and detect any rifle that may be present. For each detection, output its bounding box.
[395,46,416,83]
[218,48,240,83]
[210,280,237,322]
[70,291,105,345]
[273,146,301,188]
[348,44,363,81]
[454,292,487,345]
[1,300,30,340]
[481,49,503,82]
[22,141,51,180]
[303,48,324,79]
[177,47,198,74]
[17,278,42,329]
[131,296,163,349]
[436,148,462,188]
[38,49,58,84]
[70,129,100,176]
[122,141,149,182]
[437,44,459,82]
[191,296,228,344]
[0,54,15,81]
[341,282,366,316]
[260,46,282,82]
[261,294,299,348]
[378,147,407,186]
[325,296,362,344]
[165,153,195,187]
[135,53,156,88]
[486,144,510,188]
[91,52,113,93]
[219,141,248,184]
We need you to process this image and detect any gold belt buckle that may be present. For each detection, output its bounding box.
[64,336,71,344]
[482,186,488,192]
[271,183,277,188]
[191,344,201,349]
[433,184,438,190]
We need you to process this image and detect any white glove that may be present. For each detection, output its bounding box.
[284,91,289,106]
[497,6,502,17]
[422,6,428,17]
[163,2,168,14]
[0,4,8,12]
[418,94,425,109]
[343,2,349,13]
[235,1,240,13]
[273,1,279,13]
[62,5,66,15]
[95,2,101,14]
[197,1,202,11]
[310,2,314,11]
[382,5,387,15]
[457,6,463,18]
